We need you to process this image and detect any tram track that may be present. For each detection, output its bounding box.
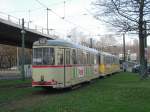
[0,83,31,88]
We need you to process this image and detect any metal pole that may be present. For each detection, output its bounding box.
[122,33,127,72]
[8,15,10,21]
[42,28,43,34]
[144,21,147,75]
[17,47,19,69]
[63,1,66,19]
[28,22,30,29]
[90,38,93,48]
[19,19,20,25]
[123,33,126,62]
[47,8,49,35]
[21,18,25,80]
[28,10,31,29]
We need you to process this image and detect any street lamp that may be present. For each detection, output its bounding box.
[21,18,26,80]
[123,33,126,62]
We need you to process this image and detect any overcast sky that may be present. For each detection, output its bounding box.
[0,0,107,35]
[0,0,149,45]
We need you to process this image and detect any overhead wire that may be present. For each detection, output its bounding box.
[35,0,95,34]
[1,0,73,14]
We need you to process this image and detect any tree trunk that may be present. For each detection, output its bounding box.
[139,0,147,78]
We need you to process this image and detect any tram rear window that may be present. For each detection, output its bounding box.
[33,48,55,65]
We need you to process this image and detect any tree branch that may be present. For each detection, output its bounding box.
[111,0,138,23]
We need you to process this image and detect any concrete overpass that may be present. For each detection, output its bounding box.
[0,17,55,48]
[0,14,61,79]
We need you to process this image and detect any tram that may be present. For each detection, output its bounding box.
[32,39,120,88]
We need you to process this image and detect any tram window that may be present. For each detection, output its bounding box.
[78,50,84,64]
[87,53,90,64]
[107,56,109,64]
[57,49,64,65]
[89,53,91,64]
[92,54,94,64]
[83,52,87,64]
[80,52,82,64]
[97,55,100,64]
[115,58,117,64]
[93,55,95,64]
[66,50,70,64]
[90,54,91,64]
[111,57,113,64]
[80,51,83,64]
[72,49,77,64]
[110,57,112,64]
[43,48,55,65]
[43,48,48,64]
[104,56,107,64]
[107,56,110,64]
[103,56,105,64]
[94,55,97,64]
[100,55,103,64]
[90,54,94,64]
[103,56,104,64]
[33,48,55,65]
[113,57,115,64]
[81,52,84,64]
[106,56,109,64]
[77,50,79,64]
[77,50,81,64]
[96,55,99,64]
[33,48,42,65]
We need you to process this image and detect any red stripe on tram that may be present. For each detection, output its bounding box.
[32,65,73,68]
[32,65,64,68]
[65,65,73,67]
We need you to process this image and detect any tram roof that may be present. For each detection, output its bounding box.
[33,39,119,57]
[33,39,99,54]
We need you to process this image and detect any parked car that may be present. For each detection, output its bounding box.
[132,64,150,73]
[147,65,150,73]
[132,64,140,73]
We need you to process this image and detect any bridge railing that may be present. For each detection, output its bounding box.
[0,11,51,36]
[0,11,21,25]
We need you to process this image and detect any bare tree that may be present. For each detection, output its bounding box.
[96,34,117,51]
[0,44,32,70]
[0,45,17,69]
[93,0,150,78]
[132,39,139,60]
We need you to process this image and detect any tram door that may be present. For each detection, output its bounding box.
[56,48,65,86]
[64,49,71,87]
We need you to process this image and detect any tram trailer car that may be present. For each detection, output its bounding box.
[32,39,120,88]
[99,52,120,76]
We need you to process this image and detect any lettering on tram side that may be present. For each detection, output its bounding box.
[78,67,84,78]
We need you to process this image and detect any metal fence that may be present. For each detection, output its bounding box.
[0,11,50,35]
